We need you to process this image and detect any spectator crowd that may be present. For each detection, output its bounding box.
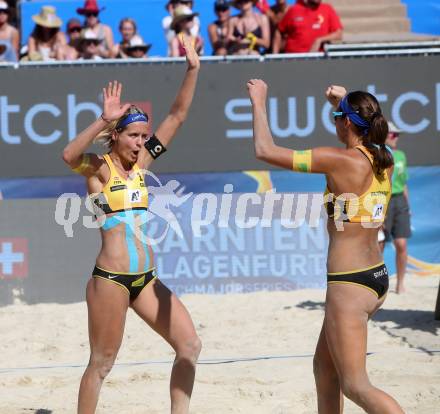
[0,0,343,62]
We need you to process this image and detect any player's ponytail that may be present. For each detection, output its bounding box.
[344,91,394,176]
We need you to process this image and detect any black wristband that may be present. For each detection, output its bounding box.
[100,113,111,123]
[144,134,167,159]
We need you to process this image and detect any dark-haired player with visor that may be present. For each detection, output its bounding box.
[247,79,404,413]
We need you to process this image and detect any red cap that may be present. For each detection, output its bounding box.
[77,0,105,15]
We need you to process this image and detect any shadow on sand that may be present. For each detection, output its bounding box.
[296,300,440,354]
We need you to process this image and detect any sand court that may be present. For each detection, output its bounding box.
[0,274,438,413]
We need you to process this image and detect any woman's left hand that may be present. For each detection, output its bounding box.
[180,34,200,71]
[247,78,268,106]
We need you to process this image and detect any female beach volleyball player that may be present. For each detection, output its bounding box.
[247,79,404,413]
[62,35,201,414]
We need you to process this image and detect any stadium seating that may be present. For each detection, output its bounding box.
[327,0,438,44]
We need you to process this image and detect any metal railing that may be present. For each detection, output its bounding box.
[1,42,440,69]
[324,40,440,52]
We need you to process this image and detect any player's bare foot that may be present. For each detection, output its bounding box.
[396,284,406,294]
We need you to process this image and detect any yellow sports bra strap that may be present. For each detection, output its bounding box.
[72,153,91,174]
[292,149,312,173]
[103,154,118,177]
[356,145,374,166]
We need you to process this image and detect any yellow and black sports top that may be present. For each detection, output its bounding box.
[324,145,391,223]
[92,154,148,216]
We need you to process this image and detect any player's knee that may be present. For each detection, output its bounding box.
[89,350,117,380]
[188,335,202,361]
[394,239,407,254]
[177,335,202,364]
[341,377,370,404]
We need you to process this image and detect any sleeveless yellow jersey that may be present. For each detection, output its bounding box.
[92,154,148,216]
[324,146,391,224]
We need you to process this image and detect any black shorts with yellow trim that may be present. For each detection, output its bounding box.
[327,262,389,299]
[92,266,157,301]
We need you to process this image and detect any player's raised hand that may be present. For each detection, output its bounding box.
[102,81,131,121]
[247,79,268,106]
[180,34,200,71]
[325,85,347,108]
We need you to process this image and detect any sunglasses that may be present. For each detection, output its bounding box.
[85,12,99,17]
[84,39,99,45]
[216,6,229,12]
[69,27,82,33]
[388,132,399,139]
[332,110,359,122]
[0,9,8,14]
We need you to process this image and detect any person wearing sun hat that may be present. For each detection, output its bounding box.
[163,0,200,56]
[78,28,103,60]
[0,1,19,60]
[27,5,66,61]
[77,0,114,58]
[125,34,151,59]
[170,4,203,57]
[170,5,199,31]
[382,121,411,294]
